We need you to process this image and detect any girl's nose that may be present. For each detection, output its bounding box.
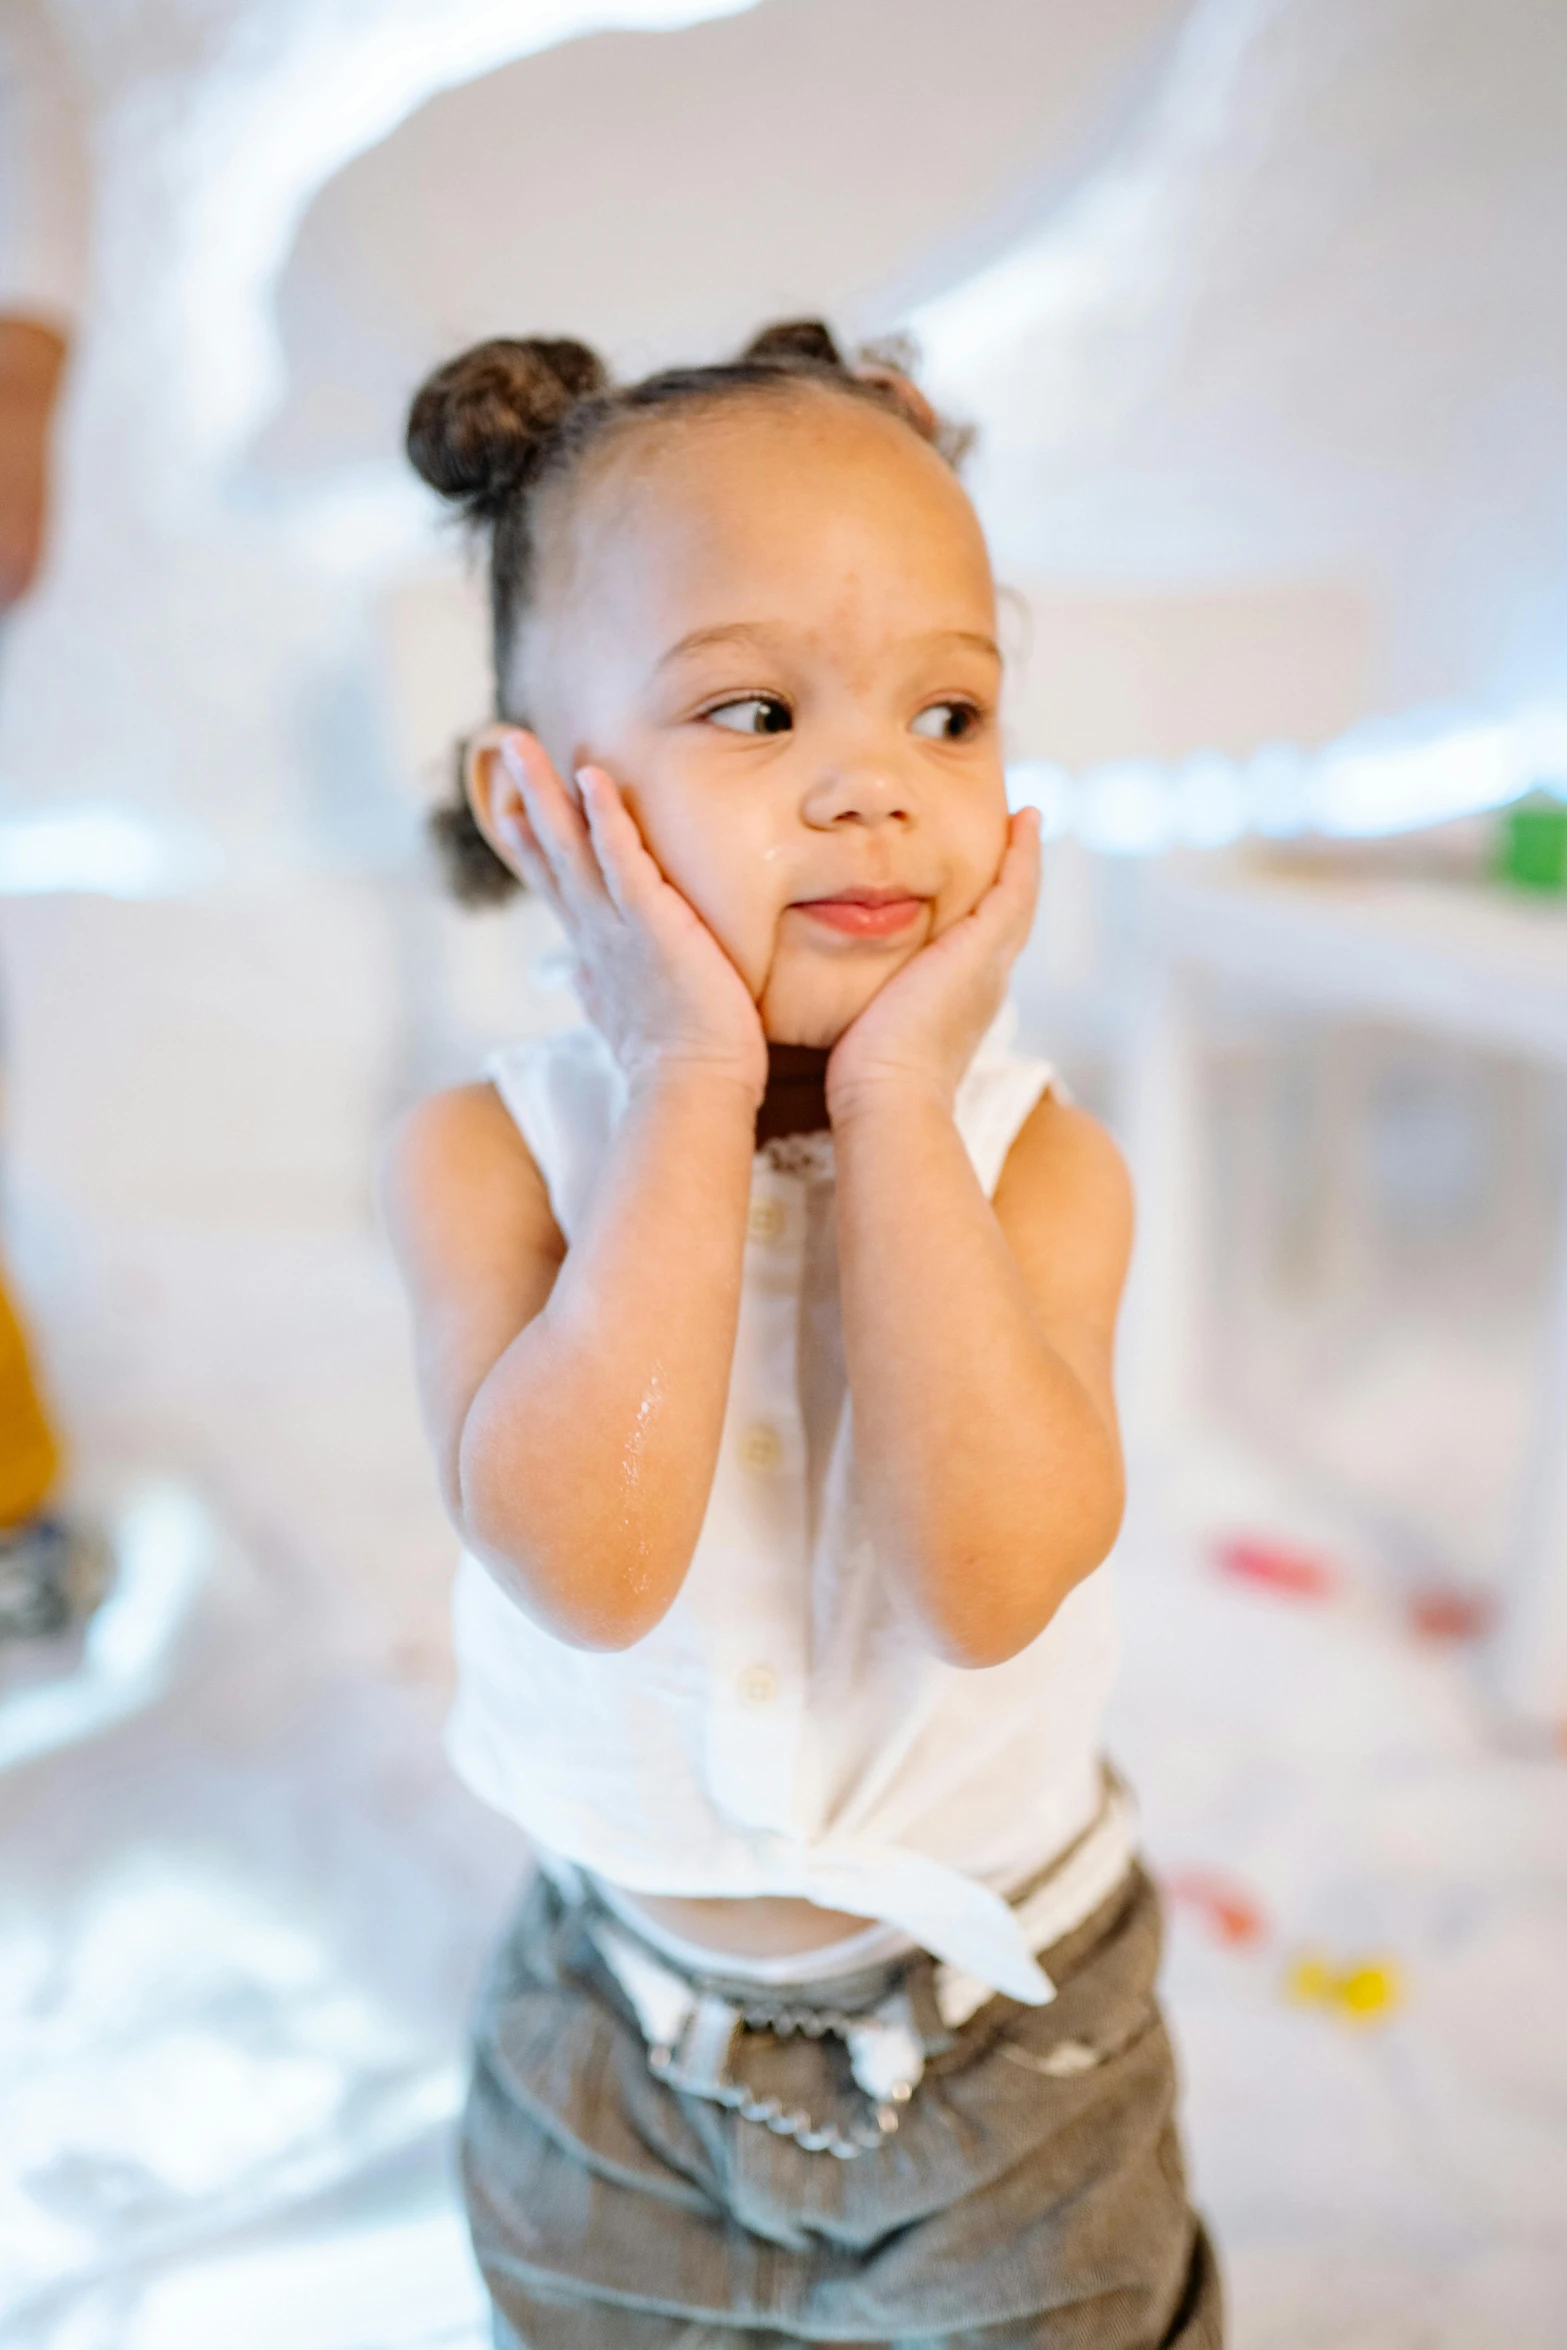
[800,762,913,830]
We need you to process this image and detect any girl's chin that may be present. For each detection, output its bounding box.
[759,995,878,1052]
[759,949,911,1051]
[759,1013,845,1050]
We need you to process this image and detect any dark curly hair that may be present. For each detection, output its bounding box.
[405,319,970,903]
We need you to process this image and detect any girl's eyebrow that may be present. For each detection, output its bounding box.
[653,622,1003,673]
[654,622,780,673]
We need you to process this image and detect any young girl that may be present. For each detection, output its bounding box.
[384,320,1220,2348]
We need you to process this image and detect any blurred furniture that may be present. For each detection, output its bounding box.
[1123,857,1567,1722]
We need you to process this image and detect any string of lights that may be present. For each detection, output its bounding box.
[1008,699,1567,853]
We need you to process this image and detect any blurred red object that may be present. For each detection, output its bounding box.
[1163,1870,1269,1947]
[1213,1535,1338,1600]
[1407,1589,1495,1641]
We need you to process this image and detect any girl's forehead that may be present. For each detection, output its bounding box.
[555,393,995,637]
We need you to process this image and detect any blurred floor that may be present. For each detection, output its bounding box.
[1,1197,1565,2348]
[0,1221,513,2350]
[1113,1448,1567,2347]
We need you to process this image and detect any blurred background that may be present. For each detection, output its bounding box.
[1,1,1565,2343]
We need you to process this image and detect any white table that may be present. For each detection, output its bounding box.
[1120,857,1567,1722]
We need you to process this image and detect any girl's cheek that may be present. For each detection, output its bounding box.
[670,851,778,992]
[634,778,798,983]
[934,868,987,934]
[955,819,1009,917]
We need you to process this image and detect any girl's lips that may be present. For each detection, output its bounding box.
[792,894,926,938]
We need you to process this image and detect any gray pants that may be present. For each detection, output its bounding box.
[462,1865,1223,2347]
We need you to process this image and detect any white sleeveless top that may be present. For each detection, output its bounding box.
[446,1004,1121,2005]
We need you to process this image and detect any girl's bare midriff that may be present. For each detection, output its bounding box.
[611,1885,879,1959]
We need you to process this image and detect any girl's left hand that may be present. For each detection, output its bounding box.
[826,809,1042,1121]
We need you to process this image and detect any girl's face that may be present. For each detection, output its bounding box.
[520,391,1010,1048]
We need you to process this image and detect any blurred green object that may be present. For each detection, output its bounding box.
[1495,795,1567,894]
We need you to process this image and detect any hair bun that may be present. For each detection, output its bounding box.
[406,337,609,520]
[738,319,846,371]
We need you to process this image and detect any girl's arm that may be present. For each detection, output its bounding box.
[383,729,766,1651]
[382,1065,757,1651]
[827,804,1130,1668]
[831,1081,1130,1669]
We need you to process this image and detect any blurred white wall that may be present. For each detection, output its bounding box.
[261,0,1567,812]
[254,0,1190,484]
[9,0,1566,854]
[916,0,1567,725]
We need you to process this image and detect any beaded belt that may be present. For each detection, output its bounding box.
[586,1771,1137,2160]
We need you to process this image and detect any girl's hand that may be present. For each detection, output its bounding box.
[490,731,768,1102]
[826,809,1041,1121]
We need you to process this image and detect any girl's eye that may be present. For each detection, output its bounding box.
[706,695,793,736]
[912,700,983,742]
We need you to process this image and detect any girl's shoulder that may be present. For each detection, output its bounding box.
[971,1005,1132,1324]
[379,1079,554,1233]
[994,1089,1131,1225]
[992,1090,1134,1361]
[377,1079,566,1357]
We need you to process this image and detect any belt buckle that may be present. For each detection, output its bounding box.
[649,1985,923,2161]
[845,1989,926,2105]
[654,1990,742,2099]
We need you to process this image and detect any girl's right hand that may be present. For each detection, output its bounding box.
[488,730,768,1104]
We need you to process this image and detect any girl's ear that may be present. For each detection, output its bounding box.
[464,722,538,885]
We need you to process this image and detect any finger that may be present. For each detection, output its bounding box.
[975,808,1042,943]
[917,816,1036,985]
[499,732,609,910]
[485,778,561,901]
[493,803,565,916]
[577,765,666,918]
[501,732,601,902]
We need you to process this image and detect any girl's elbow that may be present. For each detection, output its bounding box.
[460,1493,682,1652]
[929,1495,1124,1669]
[465,1535,676,1651]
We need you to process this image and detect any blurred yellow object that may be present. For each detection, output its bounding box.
[1339,1963,1402,2019]
[1284,1953,1338,2006]
[1284,1950,1403,2024]
[0,1255,60,1526]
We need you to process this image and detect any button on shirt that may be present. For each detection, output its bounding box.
[739,1423,785,1475]
[448,1009,1120,2005]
